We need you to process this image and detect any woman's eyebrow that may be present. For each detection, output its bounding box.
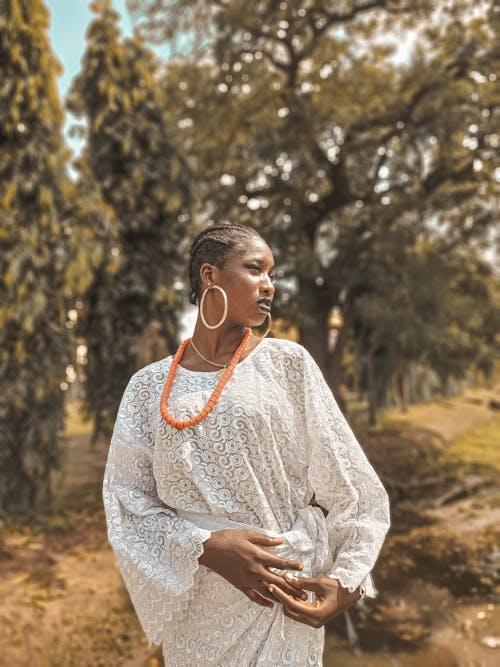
[247,257,275,270]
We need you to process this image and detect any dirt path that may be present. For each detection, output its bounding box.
[0,385,498,666]
[379,387,496,443]
[0,426,158,667]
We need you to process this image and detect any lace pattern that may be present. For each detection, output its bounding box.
[102,337,390,662]
[103,374,211,645]
[301,346,391,596]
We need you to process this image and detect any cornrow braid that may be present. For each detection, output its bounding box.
[188,224,263,305]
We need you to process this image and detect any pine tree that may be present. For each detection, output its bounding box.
[0,0,72,515]
[67,1,192,441]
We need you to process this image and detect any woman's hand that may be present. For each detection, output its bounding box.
[268,574,361,627]
[199,529,307,607]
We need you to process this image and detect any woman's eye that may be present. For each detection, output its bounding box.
[247,265,275,282]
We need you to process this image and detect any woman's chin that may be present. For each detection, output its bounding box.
[248,313,270,328]
[241,319,262,329]
[239,308,271,328]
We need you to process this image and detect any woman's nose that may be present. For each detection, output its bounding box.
[261,274,274,293]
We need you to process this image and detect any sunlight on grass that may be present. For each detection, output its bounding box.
[447,413,500,471]
[64,401,92,436]
[377,397,464,431]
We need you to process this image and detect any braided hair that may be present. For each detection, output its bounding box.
[188,224,263,305]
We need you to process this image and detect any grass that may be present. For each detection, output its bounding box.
[447,412,500,472]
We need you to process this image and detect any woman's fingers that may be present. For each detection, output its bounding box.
[282,572,304,591]
[246,531,305,573]
[268,584,316,614]
[270,576,350,627]
[264,572,308,600]
[282,606,303,622]
[268,585,323,628]
[261,551,304,572]
[246,532,284,547]
[284,573,325,594]
[248,580,301,607]
[244,587,274,607]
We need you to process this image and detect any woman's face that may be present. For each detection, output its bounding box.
[200,236,275,328]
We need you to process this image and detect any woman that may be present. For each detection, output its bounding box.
[103,224,390,666]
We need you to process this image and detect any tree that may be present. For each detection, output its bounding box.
[67,0,193,440]
[349,236,499,422]
[0,0,72,515]
[129,0,499,422]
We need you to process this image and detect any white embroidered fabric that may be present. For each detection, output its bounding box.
[102,337,390,666]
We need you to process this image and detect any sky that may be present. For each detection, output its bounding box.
[46,1,134,163]
[45,0,198,337]
[46,1,134,97]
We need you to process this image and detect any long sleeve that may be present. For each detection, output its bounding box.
[102,366,211,645]
[300,347,390,598]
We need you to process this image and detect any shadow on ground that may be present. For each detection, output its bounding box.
[0,386,499,666]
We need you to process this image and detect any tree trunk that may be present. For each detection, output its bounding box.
[299,318,329,369]
[367,347,378,427]
[296,276,330,371]
[328,327,348,415]
[397,359,410,413]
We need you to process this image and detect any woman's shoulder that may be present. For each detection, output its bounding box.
[127,356,172,389]
[261,336,311,365]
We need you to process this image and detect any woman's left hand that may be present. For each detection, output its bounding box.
[268,574,361,628]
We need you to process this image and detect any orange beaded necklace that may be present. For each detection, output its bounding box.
[160,327,252,430]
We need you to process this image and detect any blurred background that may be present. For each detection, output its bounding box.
[0,1,499,665]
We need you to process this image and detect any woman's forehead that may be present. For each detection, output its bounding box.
[237,237,274,261]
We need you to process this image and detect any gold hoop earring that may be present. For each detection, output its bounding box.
[252,313,272,339]
[199,284,228,329]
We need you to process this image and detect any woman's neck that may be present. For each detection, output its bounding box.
[178,320,251,371]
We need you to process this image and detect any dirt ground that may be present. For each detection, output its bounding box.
[0,385,498,667]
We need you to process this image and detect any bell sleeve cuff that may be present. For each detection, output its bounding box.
[300,346,391,599]
[102,368,211,645]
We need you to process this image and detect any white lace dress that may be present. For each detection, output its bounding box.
[102,337,390,666]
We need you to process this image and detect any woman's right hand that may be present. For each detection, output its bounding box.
[198,529,307,607]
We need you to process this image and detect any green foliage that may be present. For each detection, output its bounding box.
[0,0,72,515]
[67,2,193,440]
[130,0,499,421]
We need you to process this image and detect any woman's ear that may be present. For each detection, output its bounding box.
[200,263,215,287]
